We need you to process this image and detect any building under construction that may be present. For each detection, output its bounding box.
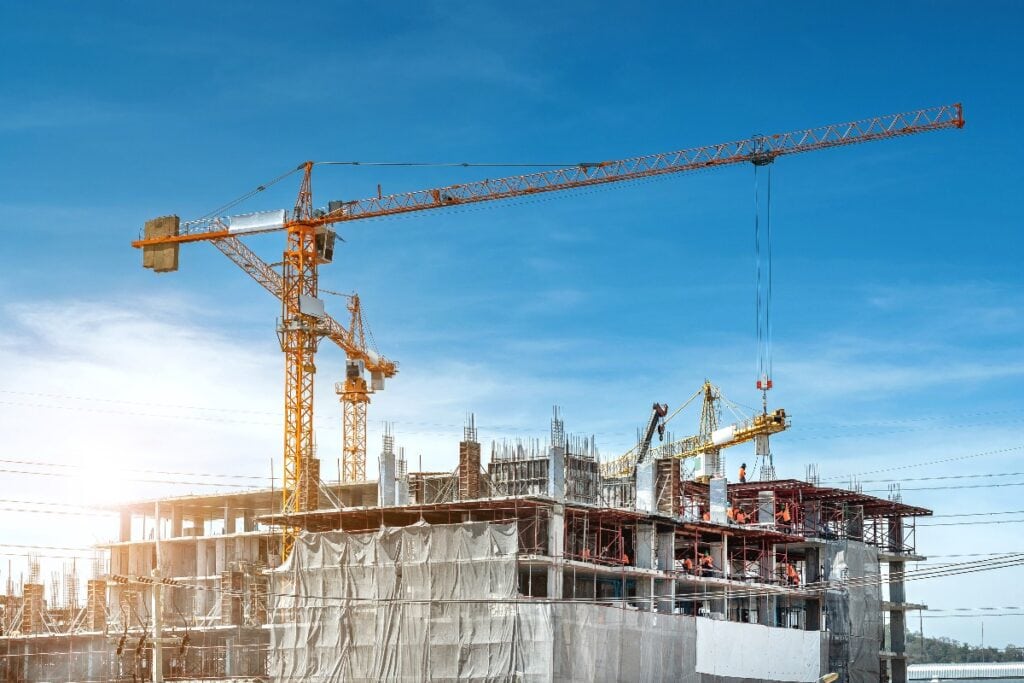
[0,409,930,683]
[0,105,964,682]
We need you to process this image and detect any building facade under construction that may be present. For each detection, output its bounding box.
[0,411,929,683]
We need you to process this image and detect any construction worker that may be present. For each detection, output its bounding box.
[701,509,711,522]
[735,508,747,524]
[785,562,800,587]
[581,547,591,561]
[699,553,715,576]
[726,506,736,521]
[775,503,792,528]
[682,557,694,573]
[738,462,747,483]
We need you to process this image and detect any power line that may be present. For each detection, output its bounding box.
[0,467,253,488]
[919,518,1024,527]
[0,457,269,482]
[830,444,1024,481]
[316,160,583,168]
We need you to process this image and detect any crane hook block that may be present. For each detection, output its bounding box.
[141,215,180,273]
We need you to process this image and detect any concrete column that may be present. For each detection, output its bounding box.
[805,546,822,630]
[709,476,728,524]
[193,514,206,537]
[223,506,236,534]
[170,506,182,537]
[197,539,208,578]
[655,578,674,614]
[889,517,908,683]
[242,508,255,532]
[225,636,235,676]
[710,541,725,578]
[378,450,396,507]
[635,524,656,569]
[758,547,776,626]
[547,503,564,599]
[635,461,655,513]
[119,510,132,542]
[656,529,674,571]
[548,446,565,501]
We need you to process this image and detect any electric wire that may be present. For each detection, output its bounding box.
[315,160,583,168]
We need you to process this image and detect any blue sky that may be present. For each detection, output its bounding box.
[1,1,1022,646]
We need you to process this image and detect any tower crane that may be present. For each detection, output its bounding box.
[132,103,963,558]
[335,293,377,483]
[600,381,789,479]
[210,232,395,484]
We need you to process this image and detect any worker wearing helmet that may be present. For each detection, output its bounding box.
[738,463,747,483]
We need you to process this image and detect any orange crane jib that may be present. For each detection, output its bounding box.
[133,103,963,248]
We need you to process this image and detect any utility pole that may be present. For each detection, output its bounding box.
[151,500,163,683]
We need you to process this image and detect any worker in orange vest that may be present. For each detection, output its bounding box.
[775,504,792,527]
[702,510,711,522]
[738,462,747,483]
[682,557,694,573]
[726,506,735,521]
[581,547,591,561]
[699,554,714,574]
[785,563,800,586]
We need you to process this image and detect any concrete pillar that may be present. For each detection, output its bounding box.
[655,577,674,614]
[378,450,396,507]
[170,506,182,538]
[242,508,255,532]
[548,446,565,501]
[805,546,822,630]
[458,439,481,500]
[709,476,728,524]
[86,579,107,631]
[656,529,674,571]
[21,584,44,634]
[635,461,655,513]
[636,524,656,569]
[119,510,132,542]
[758,545,776,626]
[889,517,908,683]
[547,503,564,598]
[225,636,235,676]
[197,539,208,578]
[223,507,236,534]
[757,491,776,525]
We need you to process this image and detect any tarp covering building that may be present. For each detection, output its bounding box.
[269,521,826,682]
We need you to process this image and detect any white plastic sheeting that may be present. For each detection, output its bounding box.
[270,521,826,682]
[694,619,823,682]
[270,522,522,682]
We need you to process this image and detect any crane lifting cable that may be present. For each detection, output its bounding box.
[753,152,774,412]
[753,152,776,478]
